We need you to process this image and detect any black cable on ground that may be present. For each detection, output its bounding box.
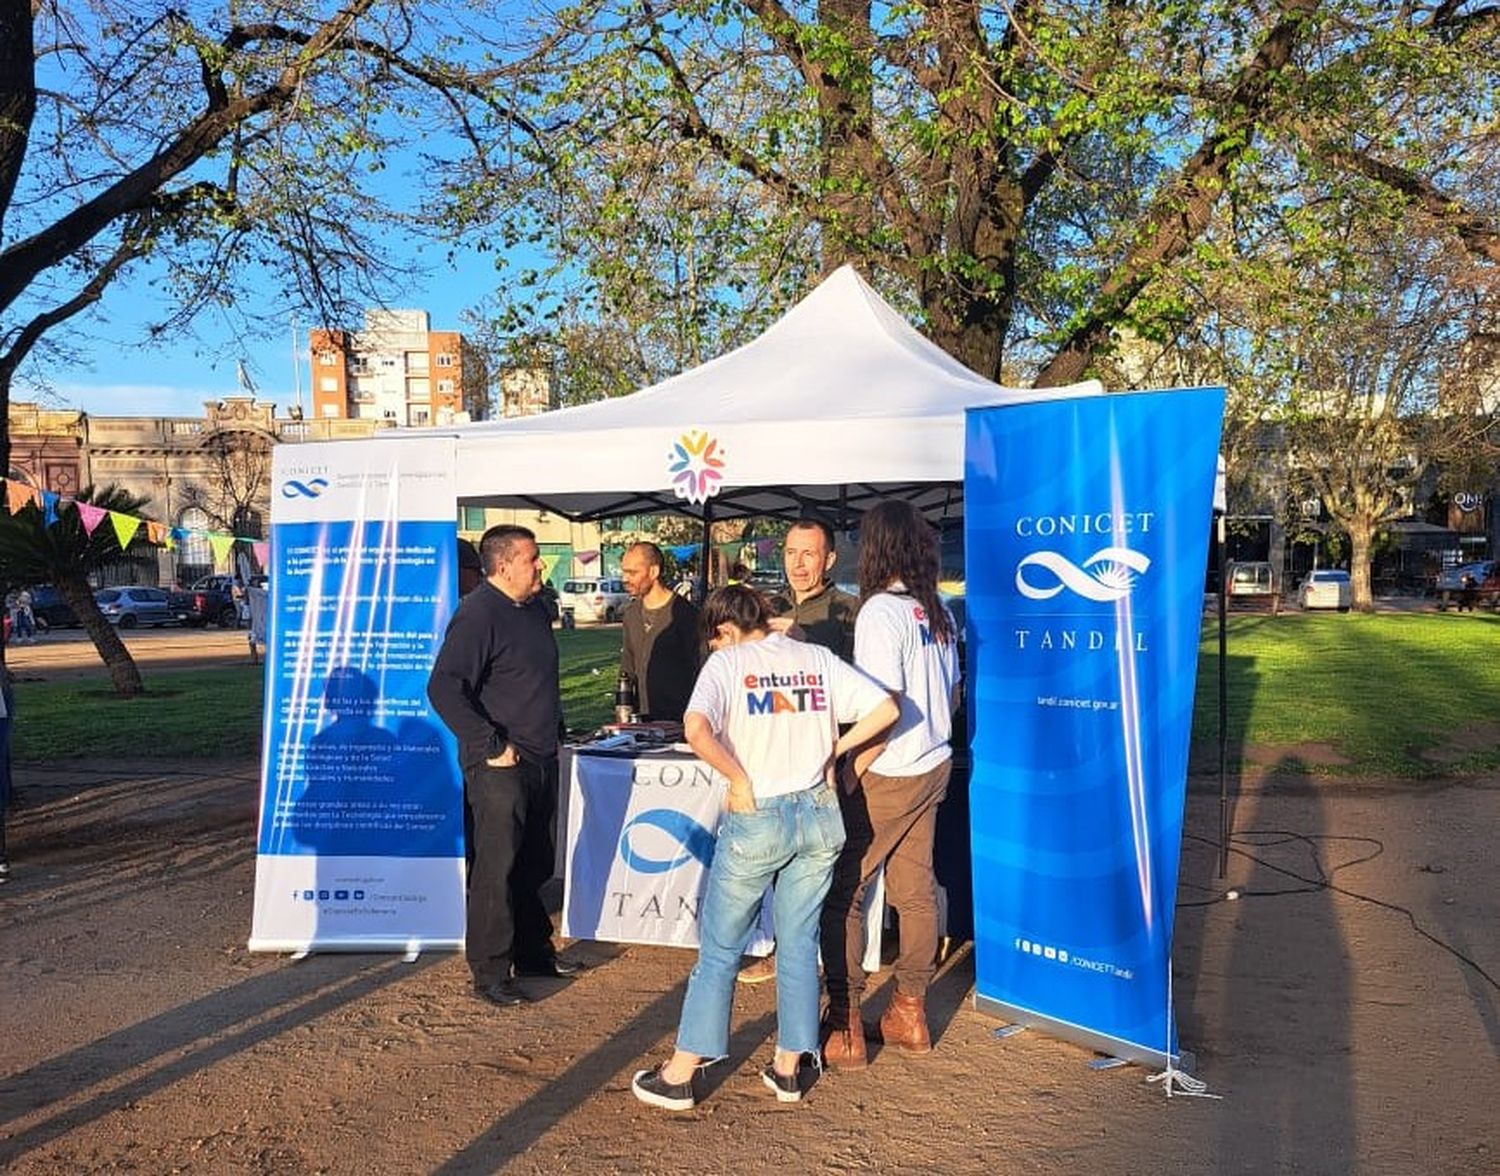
[1182,828,1499,994]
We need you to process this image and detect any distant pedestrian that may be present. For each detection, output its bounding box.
[7,590,35,645]
[1459,573,1478,612]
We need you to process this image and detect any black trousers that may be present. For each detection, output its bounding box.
[464,756,558,988]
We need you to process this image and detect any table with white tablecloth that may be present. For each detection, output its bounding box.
[561,747,882,967]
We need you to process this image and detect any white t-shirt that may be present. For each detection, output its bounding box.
[854,590,961,777]
[686,631,890,799]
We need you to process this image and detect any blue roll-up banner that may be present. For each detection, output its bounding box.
[249,437,466,952]
[964,387,1225,1066]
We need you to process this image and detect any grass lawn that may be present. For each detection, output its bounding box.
[10,626,625,765]
[1194,610,1500,776]
[12,665,269,764]
[12,613,1500,776]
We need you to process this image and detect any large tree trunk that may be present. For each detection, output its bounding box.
[56,573,143,697]
[815,0,877,276]
[1346,513,1377,613]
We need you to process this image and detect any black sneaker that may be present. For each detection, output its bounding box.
[473,978,527,1007]
[761,1060,803,1103]
[514,956,585,978]
[631,1065,696,1111]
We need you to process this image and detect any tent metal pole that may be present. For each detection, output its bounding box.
[697,499,714,602]
[1217,512,1229,880]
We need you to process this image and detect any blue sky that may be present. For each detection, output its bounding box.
[14,242,504,420]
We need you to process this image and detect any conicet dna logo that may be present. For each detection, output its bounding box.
[1015,545,1151,602]
[618,809,717,874]
[280,477,330,499]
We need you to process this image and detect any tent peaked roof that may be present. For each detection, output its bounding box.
[403,265,1104,521]
[618,263,998,421]
[473,265,1004,436]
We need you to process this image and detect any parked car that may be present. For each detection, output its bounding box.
[1435,560,1493,593]
[746,569,784,591]
[29,584,80,631]
[1225,560,1280,613]
[95,586,178,628]
[558,577,631,623]
[1297,568,1352,612]
[1436,560,1500,611]
[170,574,242,628]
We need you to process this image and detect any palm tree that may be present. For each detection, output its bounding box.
[0,484,154,696]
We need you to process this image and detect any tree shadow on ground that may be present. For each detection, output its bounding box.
[1175,755,1356,1171]
[0,955,439,1166]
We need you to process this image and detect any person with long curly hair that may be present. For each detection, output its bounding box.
[820,499,962,1066]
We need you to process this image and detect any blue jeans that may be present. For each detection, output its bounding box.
[676,784,846,1060]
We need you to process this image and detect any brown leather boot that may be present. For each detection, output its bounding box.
[875,991,932,1053]
[821,1004,868,1069]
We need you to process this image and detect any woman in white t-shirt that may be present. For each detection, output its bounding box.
[820,500,961,1067]
[631,585,897,1112]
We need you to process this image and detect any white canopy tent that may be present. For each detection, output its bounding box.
[388,265,1103,524]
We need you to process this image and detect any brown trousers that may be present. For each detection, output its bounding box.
[820,759,950,1010]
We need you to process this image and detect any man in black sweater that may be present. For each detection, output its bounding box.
[428,524,577,1006]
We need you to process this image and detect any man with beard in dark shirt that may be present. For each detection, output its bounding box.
[619,541,700,722]
[428,524,580,1007]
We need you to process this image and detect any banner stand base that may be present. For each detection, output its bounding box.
[249,938,464,955]
[1146,1062,1221,1100]
[974,992,1183,1071]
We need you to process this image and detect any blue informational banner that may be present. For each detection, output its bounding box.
[249,437,467,953]
[964,388,1224,1065]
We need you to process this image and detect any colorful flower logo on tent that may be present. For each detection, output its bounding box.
[667,429,726,505]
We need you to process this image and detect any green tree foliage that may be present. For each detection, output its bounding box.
[0,485,158,695]
[1197,205,1498,610]
[447,0,1499,390]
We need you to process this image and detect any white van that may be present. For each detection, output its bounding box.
[559,577,631,623]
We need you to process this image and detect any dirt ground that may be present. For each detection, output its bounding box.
[1,752,1496,1175]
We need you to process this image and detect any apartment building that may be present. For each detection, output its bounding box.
[309,310,489,426]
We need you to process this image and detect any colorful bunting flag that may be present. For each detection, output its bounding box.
[76,501,107,536]
[0,477,245,559]
[252,541,270,568]
[5,480,37,515]
[109,511,141,550]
